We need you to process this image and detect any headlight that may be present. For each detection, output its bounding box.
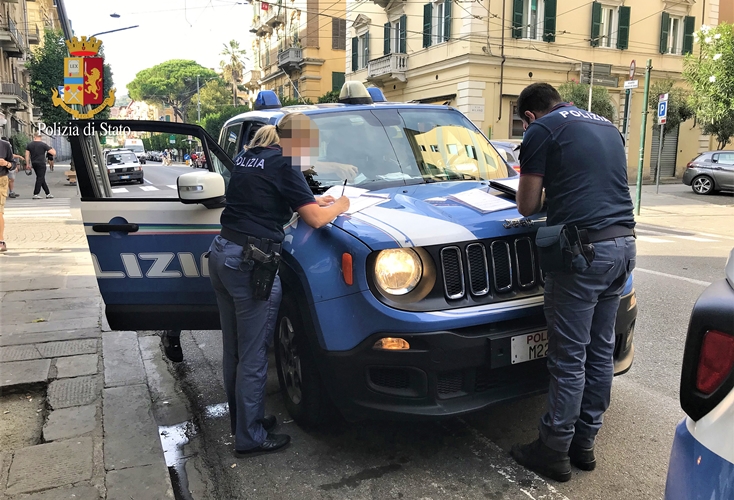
[374,248,422,295]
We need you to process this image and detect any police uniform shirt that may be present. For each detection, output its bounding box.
[221,145,317,243]
[519,103,635,231]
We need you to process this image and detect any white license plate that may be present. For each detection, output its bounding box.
[511,331,548,364]
[120,175,130,179]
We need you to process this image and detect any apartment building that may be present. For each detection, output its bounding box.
[346,0,727,181]
[245,0,348,103]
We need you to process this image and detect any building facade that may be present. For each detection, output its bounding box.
[346,0,728,180]
[245,0,348,104]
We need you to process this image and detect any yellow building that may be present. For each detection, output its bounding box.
[245,0,348,103]
[347,0,729,181]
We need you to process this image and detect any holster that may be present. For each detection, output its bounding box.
[535,225,573,273]
[243,243,281,301]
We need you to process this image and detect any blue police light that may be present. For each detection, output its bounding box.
[366,87,386,102]
[339,81,373,105]
[254,90,282,110]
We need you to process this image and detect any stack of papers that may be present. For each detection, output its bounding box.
[449,188,516,213]
[321,185,389,214]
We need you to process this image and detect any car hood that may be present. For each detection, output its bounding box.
[331,181,543,250]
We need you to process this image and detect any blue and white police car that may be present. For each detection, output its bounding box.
[664,248,734,499]
[69,82,637,425]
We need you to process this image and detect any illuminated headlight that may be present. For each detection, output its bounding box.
[374,248,422,296]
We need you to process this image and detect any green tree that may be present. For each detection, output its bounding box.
[200,105,250,138]
[127,60,217,123]
[648,81,694,144]
[557,81,615,121]
[26,29,73,126]
[187,79,233,123]
[318,90,340,103]
[220,40,248,106]
[684,23,734,148]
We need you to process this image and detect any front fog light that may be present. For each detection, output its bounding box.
[374,248,422,295]
[373,338,410,350]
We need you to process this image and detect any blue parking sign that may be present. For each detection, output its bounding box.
[658,101,667,124]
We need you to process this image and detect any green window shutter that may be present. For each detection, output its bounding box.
[332,72,345,92]
[512,0,523,39]
[384,22,391,55]
[683,16,696,54]
[543,0,557,42]
[660,12,670,54]
[365,32,370,62]
[351,36,359,71]
[617,6,630,50]
[443,0,451,41]
[590,2,601,47]
[400,15,407,53]
[423,3,432,48]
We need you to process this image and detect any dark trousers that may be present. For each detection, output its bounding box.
[32,163,50,195]
[539,236,636,452]
[208,235,282,450]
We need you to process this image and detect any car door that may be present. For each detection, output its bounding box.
[69,120,234,331]
[712,152,734,190]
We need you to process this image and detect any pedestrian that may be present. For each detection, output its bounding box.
[47,150,55,172]
[511,83,636,482]
[162,149,169,166]
[25,133,56,199]
[0,137,15,252]
[1,137,22,198]
[207,113,349,457]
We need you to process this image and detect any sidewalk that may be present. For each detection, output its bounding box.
[0,166,186,499]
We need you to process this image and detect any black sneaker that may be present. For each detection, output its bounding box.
[235,433,290,458]
[231,415,277,436]
[510,438,571,482]
[569,442,596,471]
[162,333,183,362]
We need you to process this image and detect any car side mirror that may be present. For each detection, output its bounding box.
[711,157,718,163]
[178,171,225,208]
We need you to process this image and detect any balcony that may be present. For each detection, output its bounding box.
[28,25,40,45]
[277,47,303,73]
[262,3,285,28]
[249,16,273,37]
[371,0,390,7]
[0,82,29,110]
[242,69,262,90]
[0,19,26,57]
[367,53,408,84]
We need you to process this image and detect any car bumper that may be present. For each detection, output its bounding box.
[682,167,705,186]
[316,289,637,422]
[108,171,143,183]
[664,418,734,500]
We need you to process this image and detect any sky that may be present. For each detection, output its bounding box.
[64,0,254,98]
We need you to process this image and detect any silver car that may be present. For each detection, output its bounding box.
[682,151,734,195]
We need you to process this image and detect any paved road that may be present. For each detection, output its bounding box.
[108,161,204,199]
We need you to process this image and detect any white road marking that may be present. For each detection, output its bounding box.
[139,186,159,191]
[111,187,128,193]
[636,235,674,243]
[635,268,712,287]
[167,185,177,189]
[673,235,718,242]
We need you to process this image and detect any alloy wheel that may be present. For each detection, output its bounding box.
[692,176,713,194]
[278,316,303,405]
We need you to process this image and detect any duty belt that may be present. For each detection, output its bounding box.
[577,225,636,244]
[220,227,282,253]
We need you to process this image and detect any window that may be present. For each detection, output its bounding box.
[510,102,524,139]
[422,0,450,48]
[265,41,271,66]
[660,13,695,55]
[599,6,617,47]
[383,15,407,55]
[668,15,683,54]
[332,71,345,91]
[512,0,555,42]
[351,33,370,70]
[332,18,346,50]
[590,2,630,49]
[522,0,544,40]
[220,124,242,159]
[715,153,734,165]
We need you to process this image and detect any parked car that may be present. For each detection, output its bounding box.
[682,151,734,195]
[67,83,636,426]
[490,141,521,173]
[104,149,144,184]
[664,247,734,499]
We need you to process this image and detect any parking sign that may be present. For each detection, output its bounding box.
[658,93,669,125]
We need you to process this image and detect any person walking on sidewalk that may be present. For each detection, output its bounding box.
[0,137,21,199]
[47,151,55,172]
[0,137,15,252]
[25,133,56,199]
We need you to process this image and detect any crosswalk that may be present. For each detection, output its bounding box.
[111,184,179,193]
[3,198,73,219]
[636,226,727,244]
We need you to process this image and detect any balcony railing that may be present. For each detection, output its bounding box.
[242,69,262,89]
[0,19,26,57]
[367,53,408,83]
[277,46,303,72]
[28,25,40,44]
[263,2,285,28]
[0,82,30,104]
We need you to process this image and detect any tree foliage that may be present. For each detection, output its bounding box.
[200,105,250,138]
[187,79,233,123]
[648,81,694,143]
[684,23,734,149]
[557,81,615,121]
[127,60,217,123]
[220,40,248,105]
[318,90,340,103]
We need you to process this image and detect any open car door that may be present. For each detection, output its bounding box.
[69,120,234,330]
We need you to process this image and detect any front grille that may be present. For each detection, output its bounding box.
[438,237,539,299]
[437,370,464,395]
[369,367,410,389]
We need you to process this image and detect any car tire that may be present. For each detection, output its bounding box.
[691,175,714,195]
[138,178,144,184]
[274,296,336,427]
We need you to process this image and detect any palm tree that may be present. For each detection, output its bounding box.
[220,40,248,106]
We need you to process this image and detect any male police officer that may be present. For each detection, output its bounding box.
[511,83,636,482]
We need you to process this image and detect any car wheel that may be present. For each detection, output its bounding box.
[138,178,144,184]
[691,175,714,195]
[275,296,335,427]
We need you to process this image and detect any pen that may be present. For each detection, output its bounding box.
[341,179,347,197]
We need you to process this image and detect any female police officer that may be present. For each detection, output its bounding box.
[208,113,349,457]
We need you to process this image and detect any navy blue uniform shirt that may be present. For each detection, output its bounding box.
[221,145,316,243]
[519,103,635,231]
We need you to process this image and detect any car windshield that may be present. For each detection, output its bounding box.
[126,145,144,153]
[307,108,508,190]
[107,152,138,165]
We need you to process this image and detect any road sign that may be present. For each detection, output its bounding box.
[629,60,636,79]
[580,74,620,87]
[581,62,612,76]
[624,79,639,89]
[658,94,668,125]
[169,134,176,144]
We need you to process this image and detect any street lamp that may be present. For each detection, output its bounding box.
[110,13,121,18]
[90,25,139,38]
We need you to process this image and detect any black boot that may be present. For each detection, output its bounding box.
[235,433,290,458]
[569,442,596,471]
[510,438,571,482]
[162,332,183,362]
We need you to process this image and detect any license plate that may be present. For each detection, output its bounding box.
[511,331,548,364]
[120,175,130,179]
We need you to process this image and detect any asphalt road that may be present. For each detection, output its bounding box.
[108,160,204,198]
[164,184,734,500]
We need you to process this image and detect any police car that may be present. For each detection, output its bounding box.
[70,82,637,425]
[664,248,734,499]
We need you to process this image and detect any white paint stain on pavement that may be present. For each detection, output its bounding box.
[635,268,712,287]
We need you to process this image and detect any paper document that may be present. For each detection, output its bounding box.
[344,196,388,214]
[323,185,370,199]
[449,188,516,213]
[320,185,389,215]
